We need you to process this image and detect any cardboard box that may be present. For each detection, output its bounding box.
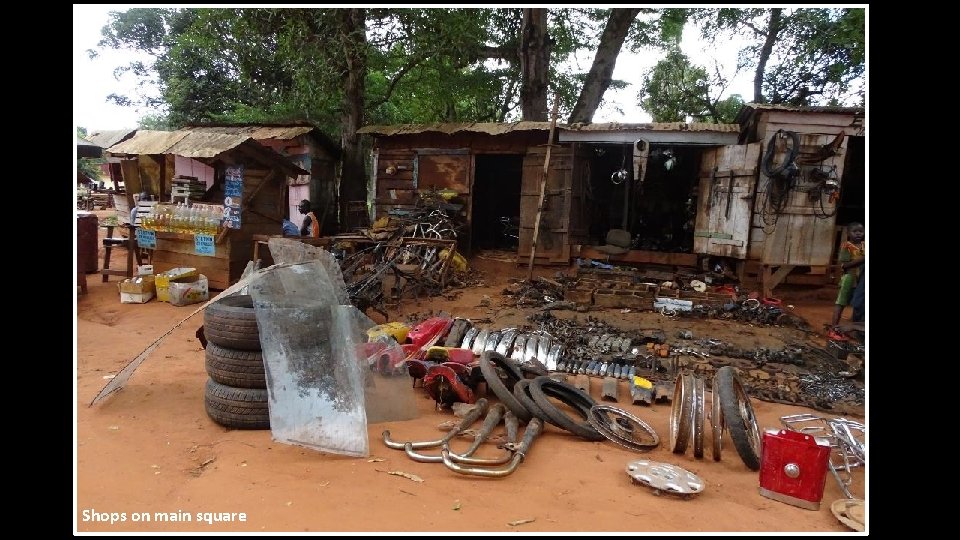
[155,267,199,302]
[119,276,156,304]
[168,274,209,306]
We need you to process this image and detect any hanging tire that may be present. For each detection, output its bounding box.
[204,379,269,430]
[203,295,261,351]
[715,366,762,470]
[204,342,266,389]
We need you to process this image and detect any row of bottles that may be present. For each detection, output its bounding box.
[140,203,224,235]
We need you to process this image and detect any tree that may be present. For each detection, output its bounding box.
[568,8,641,124]
[639,49,744,123]
[693,8,864,105]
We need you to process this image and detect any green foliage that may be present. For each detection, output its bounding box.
[639,49,741,123]
[692,8,864,105]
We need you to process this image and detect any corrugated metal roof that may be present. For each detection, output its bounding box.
[107,130,190,155]
[741,103,865,114]
[359,121,740,136]
[105,129,308,175]
[564,122,741,133]
[166,132,252,158]
[358,121,555,136]
[85,128,137,149]
[187,125,316,140]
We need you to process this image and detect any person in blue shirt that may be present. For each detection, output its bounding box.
[281,219,300,237]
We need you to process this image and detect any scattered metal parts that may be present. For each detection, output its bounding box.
[510,334,528,363]
[496,329,518,356]
[472,329,490,356]
[691,375,705,459]
[405,403,506,463]
[669,373,694,454]
[574,374,591,395]
[590,405,659,451]
[625,460,704,498]
[441,418,543,477]
[601,377,619,402]
[711,385,724,462]
[383,398,489,450]
[780,413,865,498]
[461,327,479,350]
[715,367,762,470]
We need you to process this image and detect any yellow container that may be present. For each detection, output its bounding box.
[155,267,199,302]
[367,322,410,344]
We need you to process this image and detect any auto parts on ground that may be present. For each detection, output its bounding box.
[601,377,619,402]
[589,405,659,452]
[780,413,865,499]
[444,410,520,466]
[479,352,532,423]
[830,499,866,532]
[625,460,705,498]
[669,373,693,454]
[405,403,507,463]
[715,366,762,470]
[383,398,489,451]
[441,418,544,478]
[691,375,706,458]
[711,384,724,461]
[758,428,832,510]
[527,376,605,441]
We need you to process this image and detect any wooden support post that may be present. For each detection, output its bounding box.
[526,95,561,281]
[761,264,794,298]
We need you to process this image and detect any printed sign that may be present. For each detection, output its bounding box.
[194,234,215,256]
[135,228,156,249]
[224,165,243,229]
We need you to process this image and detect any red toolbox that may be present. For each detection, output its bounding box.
[758,429,831,510]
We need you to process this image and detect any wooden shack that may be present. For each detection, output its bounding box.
[359,111,865,298]
[106,129,308,289]
[732,104,865,296]
[186,124,341,233]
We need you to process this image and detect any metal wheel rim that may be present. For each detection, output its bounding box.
[733,377,762,456]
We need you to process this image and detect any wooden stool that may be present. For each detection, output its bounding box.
[101,224,140,282]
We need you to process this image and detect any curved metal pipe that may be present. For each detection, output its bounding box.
[382,398,488,450]
[405,404,505,463]
[440,418,543,477]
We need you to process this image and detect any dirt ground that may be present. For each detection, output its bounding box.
[75,228,867,534]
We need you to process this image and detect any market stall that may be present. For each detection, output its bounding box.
[106,130,308,290]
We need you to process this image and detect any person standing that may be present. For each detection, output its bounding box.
[831,222,865,329]
[298,199,320,238]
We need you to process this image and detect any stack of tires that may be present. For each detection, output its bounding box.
[202,295,270,430]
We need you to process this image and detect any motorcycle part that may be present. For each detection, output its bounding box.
[441,418,543,477]
[590,405,659,451]
[715,366,762,470]
[382,398,488,450]
[478,351,532,423]
[692,375,705,459]
[669,373,693,454]
[625,460,704,498]
[528,376,604,441]
[405,404,505,463]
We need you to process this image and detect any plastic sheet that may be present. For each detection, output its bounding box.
[249,260,369,457]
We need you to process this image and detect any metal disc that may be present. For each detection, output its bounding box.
[625,460,705,496]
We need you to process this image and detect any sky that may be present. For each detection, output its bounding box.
[73,6,759,132]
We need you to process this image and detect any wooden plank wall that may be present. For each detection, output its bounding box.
[518,146,575,263]
[748,111,855,266]
[372,131,546,219]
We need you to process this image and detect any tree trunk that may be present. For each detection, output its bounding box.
[338,8,367,233]
[753,8,781,104]
[519,8,550,121]
[568,8,641,124]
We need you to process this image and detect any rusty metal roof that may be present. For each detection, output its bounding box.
[358,121,555,136]
[740,103,865,114]
[564,122,741,133]
[105,129,308,175]
[187,124,315,140]
[107,130,189,155]
[85,128,137,149]
[359,121,740,137]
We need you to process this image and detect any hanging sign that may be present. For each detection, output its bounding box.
[194,234,216,256]
[224,165,243,229]
[135,228,156,249]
